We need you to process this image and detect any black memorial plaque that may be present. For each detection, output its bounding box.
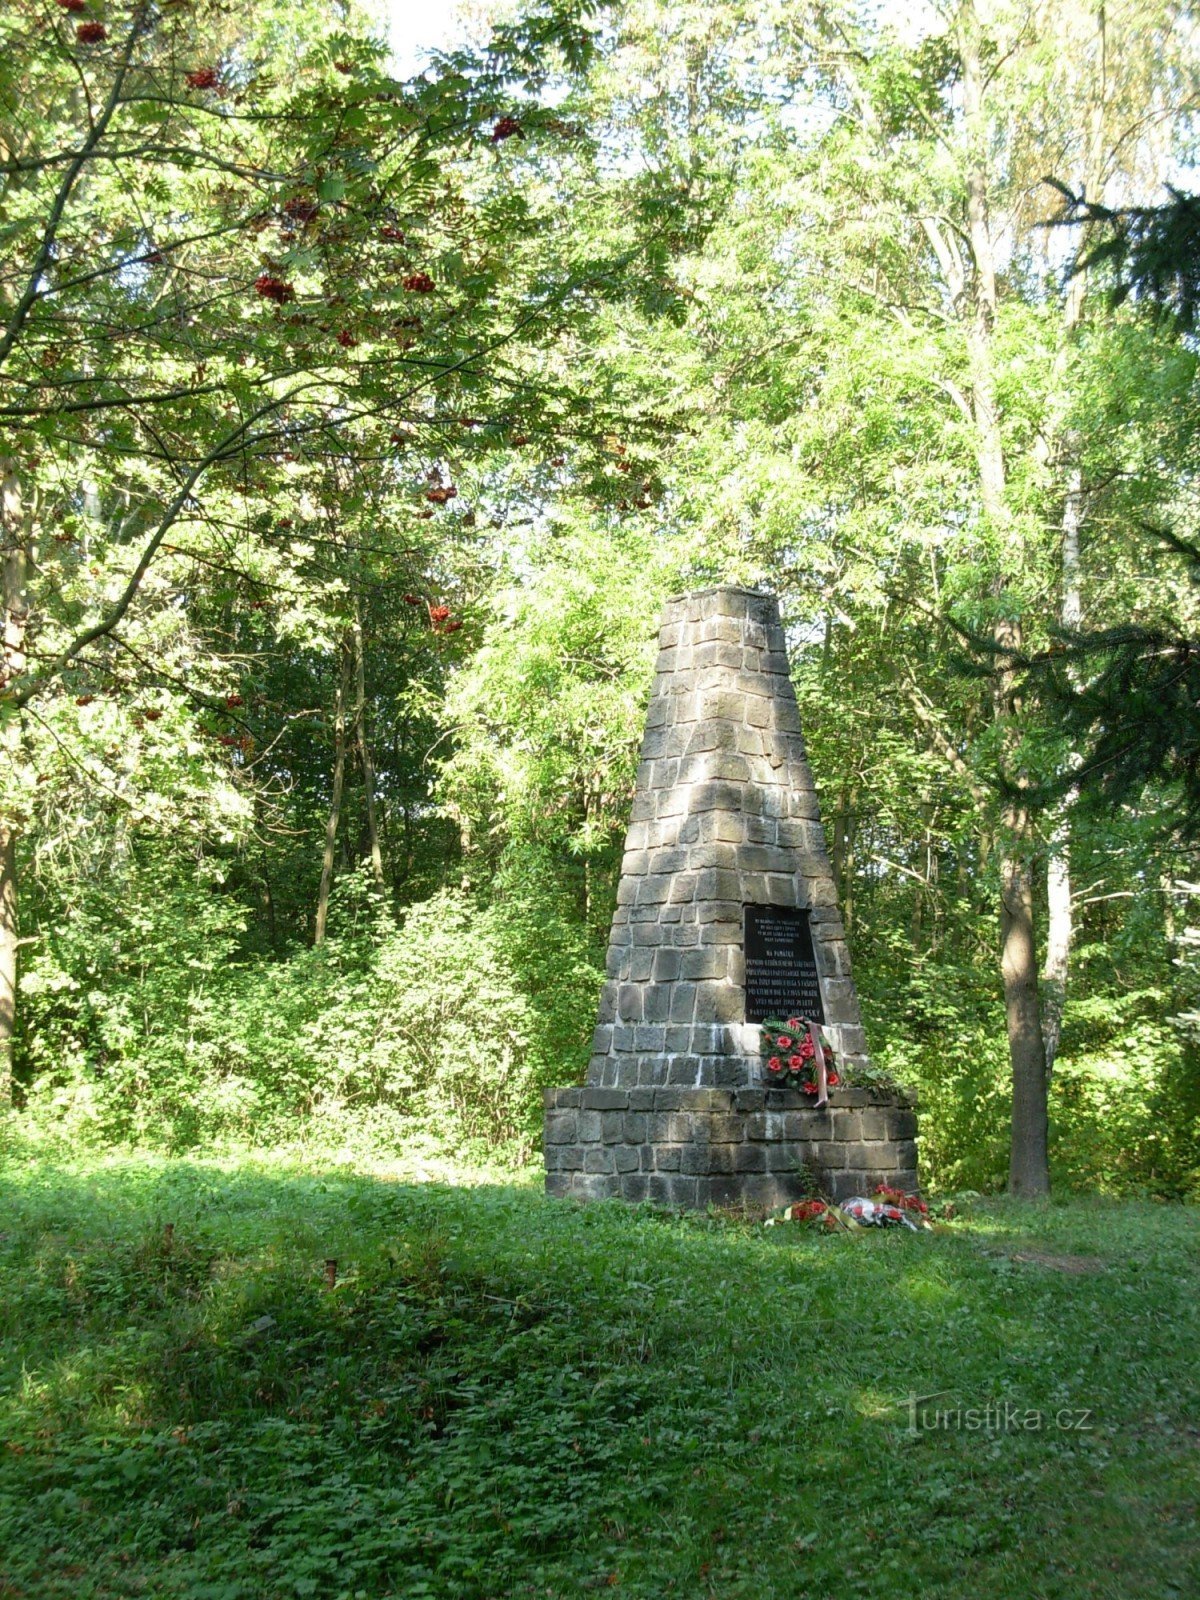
[743,904,824,1024]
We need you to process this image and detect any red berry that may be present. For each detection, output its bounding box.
[402,272,435,293]
[254,273,295,304]
[76,21,107,41]
[186,68,219,90]
[491,117,523,143]
[283,197,319,225]
[56,0,87,11]
[336,329,357,348]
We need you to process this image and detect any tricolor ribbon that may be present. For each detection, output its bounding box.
[804,1018,828,1108]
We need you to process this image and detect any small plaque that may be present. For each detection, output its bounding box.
[743,904,824,1024]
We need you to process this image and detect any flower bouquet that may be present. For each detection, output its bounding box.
[760,1015,840,1099]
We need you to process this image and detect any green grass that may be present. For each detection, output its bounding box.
[0,1147,1196,1600]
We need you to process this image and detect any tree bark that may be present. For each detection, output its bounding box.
[958,0,1050,1195]
[1,460,29,1103]
[1040,6,1105,1079]
[351,602,385,890]
[314,638,351,945]
[1042,466,1084,1078]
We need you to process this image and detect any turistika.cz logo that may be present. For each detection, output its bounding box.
[904,1393,1094,1435]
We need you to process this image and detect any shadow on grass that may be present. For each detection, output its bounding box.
[0,1154,1197,1599]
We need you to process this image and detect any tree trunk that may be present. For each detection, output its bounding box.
[1042,466,1084,1077]
[1,459,28,1104]
[1039,7,1104,1076]
[958,0,1050,1195]
[1002,804,1050,1195]
[314,639,351,945]
[351,603,384,889]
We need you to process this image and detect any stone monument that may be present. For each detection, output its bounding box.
[543,586,918,1208]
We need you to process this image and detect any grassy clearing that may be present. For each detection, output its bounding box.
[0,1146,1196,1600]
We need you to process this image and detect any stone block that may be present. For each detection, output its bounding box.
[695,867,741,901]
[636,875,672,906]
[668,983,697,1022]
[584,1147,615,1174]
[545,1087,582,1109]
[732,1143,767,1173]
[860,1108,890,1141]
[681,946,729,981]
[643,986,672,1024]
[693,982,741,1023]
[617,984,643,1023]
[614,1145,641,1173]
[845,1141,899,1172]
[653,948,683,982]
[601,1111,625,1143]
[581,1088,628,1110]
[544,1111,577,1144]
[578,1110,602,1142]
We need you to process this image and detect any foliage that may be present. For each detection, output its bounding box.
[19,850,601,1159]
[3,0,1200,1199]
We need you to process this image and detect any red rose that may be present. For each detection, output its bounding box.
[76,21,107,41]
[786,1016,801,1029]
[827,1072,839,1087]
[767,1056,782,1073]
[777,1034,792,1050]
[788,1054,803,1070]
[802,1081,818,1095]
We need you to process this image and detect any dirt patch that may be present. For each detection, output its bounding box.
[1010,1248,1108,1274]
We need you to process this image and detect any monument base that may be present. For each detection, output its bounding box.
[543,1084,918,1209]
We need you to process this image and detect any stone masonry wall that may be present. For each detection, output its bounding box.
[588,586,866,1092]
[545,586,919,1209]
[544,1086,919,1207]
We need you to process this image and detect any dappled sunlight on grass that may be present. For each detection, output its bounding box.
[0,1149,1196,1598]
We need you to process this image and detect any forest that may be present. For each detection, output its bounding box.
[2,3,1200,1597]
[4,0,1198,1197]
